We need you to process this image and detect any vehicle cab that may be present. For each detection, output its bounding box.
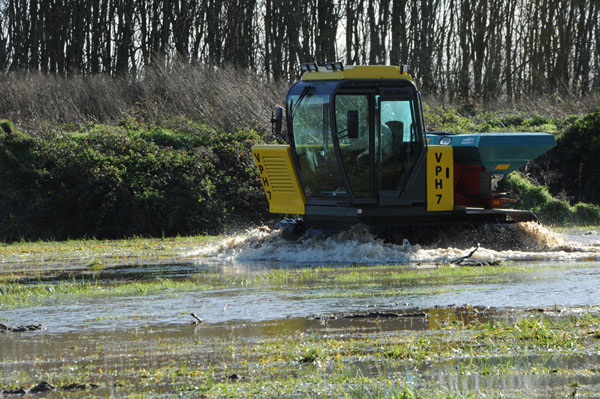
[285,63,428,208]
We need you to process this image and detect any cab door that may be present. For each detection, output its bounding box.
[376,95,424,194]
[335,94,373,199]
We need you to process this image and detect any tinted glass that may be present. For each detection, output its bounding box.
[290,93,347,197]
[378,98,422,190]
[336,94,370,198]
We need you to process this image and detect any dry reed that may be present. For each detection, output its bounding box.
[0,63,288,134]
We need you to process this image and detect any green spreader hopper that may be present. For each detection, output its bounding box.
[427,132,557,176]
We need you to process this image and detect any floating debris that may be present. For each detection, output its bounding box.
[310,311,427,320]
[0,322,44,333]
[190,312,204,325]
[0,381,98,395]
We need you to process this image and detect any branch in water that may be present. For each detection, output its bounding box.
[450,243,480,264]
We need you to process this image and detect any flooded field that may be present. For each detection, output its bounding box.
[1,222,600,398]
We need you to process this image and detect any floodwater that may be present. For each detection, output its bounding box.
[1,222,600,397]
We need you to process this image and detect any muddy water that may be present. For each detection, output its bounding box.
[1,223,600,397]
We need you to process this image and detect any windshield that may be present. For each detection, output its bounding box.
[288,91,347,197]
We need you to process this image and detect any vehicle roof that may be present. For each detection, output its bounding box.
[302,65,413,82]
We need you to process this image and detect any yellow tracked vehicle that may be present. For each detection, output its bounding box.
[252,63,556,236]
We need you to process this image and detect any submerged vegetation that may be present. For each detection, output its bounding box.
[2,227,595,309]
[0,259,556,309]
[3,261,600,398]
[1,232,598,310]
[1,224,599,397]
[3,307,598,398]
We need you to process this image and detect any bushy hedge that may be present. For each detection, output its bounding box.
[545,108,600,205]
[0,118,270,241]
[422,104,566,134]
[504,172,600,225]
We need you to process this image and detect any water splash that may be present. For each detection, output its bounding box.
[189,222,600,265]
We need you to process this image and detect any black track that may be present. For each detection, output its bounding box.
[278,208,537,245]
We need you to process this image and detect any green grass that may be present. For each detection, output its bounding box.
[0,234,219,261]
[0,278,215,309]
[258,263,555,288]
[0,234,221,284]
[304,286,468,299]
[471,317,578,349]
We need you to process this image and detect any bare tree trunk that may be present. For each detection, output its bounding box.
[367,0,378,64]
[457,0,471,98]
[315,0,337,63]
[389,0,407,65]
[264,0,271,76]
[346,0,356,64]
[472,0,486,98]
[0,0,598,97]
[504,0,516,100]
[173,0,193,60]
[592,2,600,92]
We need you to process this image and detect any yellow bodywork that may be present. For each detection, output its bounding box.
[302,65,413,82]
[252,145,306,214]
[426,145,454,211]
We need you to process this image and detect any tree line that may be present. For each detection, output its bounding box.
[1,0,599,100]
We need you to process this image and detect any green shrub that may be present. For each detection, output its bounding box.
[0,119,271,242]
[573,203,600,225]
[534,199,573,225]
[546,108,600,205]
[524,116,551,127]
[499,114,525,127]
[504,172,600,226]
[423,107,561,134]
[0,119,14,135]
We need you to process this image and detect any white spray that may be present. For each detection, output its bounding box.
[189,222,600,265]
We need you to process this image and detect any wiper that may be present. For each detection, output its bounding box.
[290,85,312,121]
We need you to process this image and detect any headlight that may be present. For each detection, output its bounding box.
[439,136,452,145]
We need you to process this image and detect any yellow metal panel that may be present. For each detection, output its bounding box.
[495,164,510,170]
[252,144,306,215]
[303,65,413,82]
[427,146,454,211]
